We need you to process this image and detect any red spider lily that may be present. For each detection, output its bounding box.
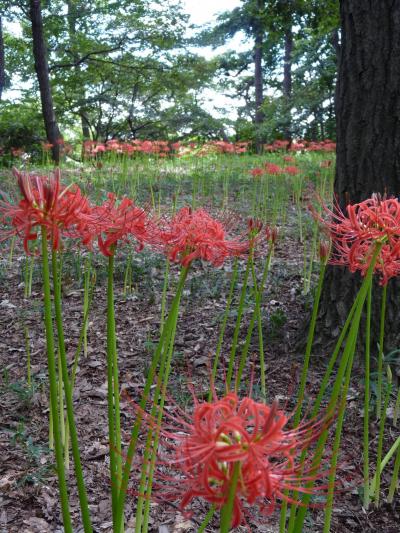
[126,391,333,528]
[250,167,264,177]
[0,168,90,252]
[264,163,283,175]
[283,155,295,163]
[158,207,250,267]
[41,141,53,152]
[284,166,300,176]
[78,193,150,256]
[313,195,400,285]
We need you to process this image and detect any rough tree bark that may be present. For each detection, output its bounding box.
[319,0,400,351]
[0,17,5,100]
[253,0,265,153]
[29,0,62,164]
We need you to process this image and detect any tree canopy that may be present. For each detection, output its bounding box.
[0,0,340,151]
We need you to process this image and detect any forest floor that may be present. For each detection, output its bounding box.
[1,181,400,532]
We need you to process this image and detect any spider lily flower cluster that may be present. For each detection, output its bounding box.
[0,168,90,251]
[314,194,400,285]
[0,167,352,532]
[0,169,254,265]
[127,390,333,528]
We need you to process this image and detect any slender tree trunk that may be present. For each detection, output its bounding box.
[67,0,91,142]
[319,0,400,351]
[0,17,5,100]
[254,0,265,153]
[80,112,91,140]
[29,0,62,164]
[283,26,293,141]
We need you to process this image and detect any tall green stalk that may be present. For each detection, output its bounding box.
[388,437,400,502]
[363,283,372,509]
[226,252,252,389]
[24,325,31,387]
[40,228,73,533]
[106,252,122,527]
[220,462,240,533]
[376,284,387,419]
[280,256,326,531]
[374,366,392,507]
[51,249,93,532]
[114,266,190,533]
[139,295,182,532]
[160,258,170,334]
[290,243,382,533]
[235,243,273,393]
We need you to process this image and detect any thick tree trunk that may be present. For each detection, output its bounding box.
[29,0,62,164]
[253,0,264,153]
[0,17,5,100]
[335,1,400,203]
[282,26,293,140]
[319,0,400,351]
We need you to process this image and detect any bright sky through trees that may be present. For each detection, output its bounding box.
[182,0,247,118]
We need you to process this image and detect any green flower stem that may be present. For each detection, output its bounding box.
[49,405,54,450]
[323,334,357,532]
[106,252,122,527]
[393,385,400,426]
[141,303,181,532]
[160,258,170,334]
[40,228,73,533]
[376,284,387,419]
[304,221,318,295]
[220,462,241,533]
[290,243,382,533]
[83,254,92,356]
[209,258,239,401]
[374,367,392,507]
[123,252,132,298]
[114,266,190,533]
[295,259,327,422]
[387,436,400,502]
[71,272,96,389]
[363,283,372,510]
[51,249,93,533]
[235,243,273,392]
[280,257,326,532]
[58,349,65,445]
[198,504,216,533]
[363,283,372,509]
[255,242,274,398]
[24,325,31,388]
[8,234,16,266]
[226,251,253,390]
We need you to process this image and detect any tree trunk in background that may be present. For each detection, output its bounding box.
[253,0,265,153]
[67,0,91,141]
[282,26,293,140]
[0,17,5,100]
[319,0,400,351]
[29,0,62,164]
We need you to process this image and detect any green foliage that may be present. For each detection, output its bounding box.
[0,0,339,147]
[0,100,45,163]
